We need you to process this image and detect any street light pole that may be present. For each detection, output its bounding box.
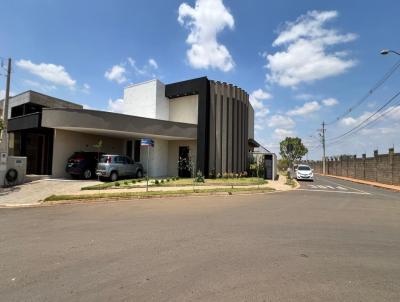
[322,121,326,175]
[380,49,400,56]
[1,58,11,153]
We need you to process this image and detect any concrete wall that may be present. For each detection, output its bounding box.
[123,79,169,120]
[169,95,198,124]
[167,140,197,176]
[308,148,400,185]
[52,129,125,178]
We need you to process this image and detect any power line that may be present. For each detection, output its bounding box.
[326,59,400,125]
[326,89,400,143]
[326,97,400,147]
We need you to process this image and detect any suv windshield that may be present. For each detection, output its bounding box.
[298,166,311,171]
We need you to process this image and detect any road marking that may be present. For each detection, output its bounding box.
[336,186,348,191]
[317,185,327,189]
[297,189,370,195]
[308,185,318,189]
[326,185,335,189]
[318,177,369,194]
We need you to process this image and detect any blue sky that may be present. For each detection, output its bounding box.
[1,0,400,159]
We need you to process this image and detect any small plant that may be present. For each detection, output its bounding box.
[166,178,170,182]
[217,173,222,178]
[223,172,229,179]
[154,179,160,185]
[176,176,180,180]
[132,179,136,184]
[195,170,205,183]
[115,182,120,187]
[161,179,164,184]
[124,181,129,185]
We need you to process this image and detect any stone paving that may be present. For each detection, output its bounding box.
[0,179,100,207]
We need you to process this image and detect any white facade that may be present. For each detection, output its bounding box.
[169,95,198,124]
[123,79,170,120]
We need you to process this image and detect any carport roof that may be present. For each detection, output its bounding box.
[41,108,197,140]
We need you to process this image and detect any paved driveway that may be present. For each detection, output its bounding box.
[0,179,100,206]
[0,175,399,301]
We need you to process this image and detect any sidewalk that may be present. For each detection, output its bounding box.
[321,174,400,192]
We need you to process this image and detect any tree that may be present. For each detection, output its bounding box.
[279,137,308,164]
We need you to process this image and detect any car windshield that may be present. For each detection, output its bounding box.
[298,166,311,171]
[99,156,112,163]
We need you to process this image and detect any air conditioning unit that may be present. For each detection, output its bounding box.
[3,156,27,186]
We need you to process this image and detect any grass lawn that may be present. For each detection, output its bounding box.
[82,177,267,190]
[45,186,275,202]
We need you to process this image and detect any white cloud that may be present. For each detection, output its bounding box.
[107,98,125,113]
[340,106,400,127]
[23,79,57,92]
[249,88,272,110]
[266,10,357,88]
[148,58,159,70]
[274,128,295,140]
[287,101,321,116]
[82,83,90,94]
[255,107,270,118]
[322,97,339,106]
[16,59,76,88]
[104,65,127,84]
[267,114,295,129]
[127,57,159,78]
[178,0,235,72]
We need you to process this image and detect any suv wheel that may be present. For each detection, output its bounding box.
[83,169,92,179]
[110,171,118,182]
[136,169,143,178]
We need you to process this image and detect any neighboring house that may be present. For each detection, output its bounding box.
[1,77,256,178]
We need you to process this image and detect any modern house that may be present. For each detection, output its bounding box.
[2,77,257,178]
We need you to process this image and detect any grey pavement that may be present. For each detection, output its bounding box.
[0,175,399,301]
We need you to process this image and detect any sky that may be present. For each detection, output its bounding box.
[1,0,400,159]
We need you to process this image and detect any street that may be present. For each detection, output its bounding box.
[0,175,399,301]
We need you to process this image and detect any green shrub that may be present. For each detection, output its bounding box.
[161,179,164,184]
[166,178,170,182]
[195,170,205,183]
[115,182,120,187]
[124,181,129,185]
[132,179,136,184]
[154,179,160,185]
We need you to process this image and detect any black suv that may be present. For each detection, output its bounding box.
[66,152,103,179]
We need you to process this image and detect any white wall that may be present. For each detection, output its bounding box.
[140,138,169,178]
[167,140,197,176]
[123,79,169,120]
[169,95,198,124]
[52,129,125,178]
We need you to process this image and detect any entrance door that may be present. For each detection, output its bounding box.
[178,146,191,178]
[264,154,273,180]
[26,133,46,174]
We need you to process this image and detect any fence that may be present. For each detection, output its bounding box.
[307,148,400,186]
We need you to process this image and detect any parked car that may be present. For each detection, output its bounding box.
[96,155,143,181]
[295,164,314,181]
[66,152,103,179]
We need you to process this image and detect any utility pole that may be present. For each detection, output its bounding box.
[1,58,11,153]
[321,121,326,174]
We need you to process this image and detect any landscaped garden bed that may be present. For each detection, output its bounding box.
[82,177,267,190]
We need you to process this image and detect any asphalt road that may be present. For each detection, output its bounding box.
[0,175,399,301]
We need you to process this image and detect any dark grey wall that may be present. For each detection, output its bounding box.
[208,81,250,177]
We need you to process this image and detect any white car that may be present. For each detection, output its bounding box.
[296,165,314,181]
